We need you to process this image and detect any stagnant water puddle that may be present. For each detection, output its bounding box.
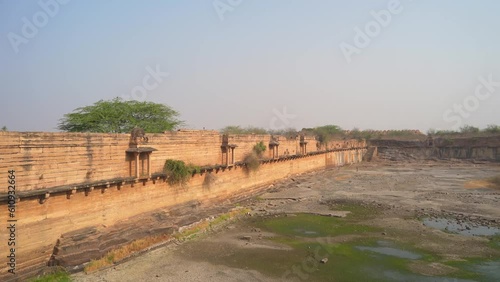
[251,214,499,281]
[180,212,499,281]
[423,217,500,236]
[382,270,475,282]
[355,240,422,260]
[293,228,319,235]
[468,260,500,281]
[353,241,474,281]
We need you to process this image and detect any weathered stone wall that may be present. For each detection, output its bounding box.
[0,131,366,193]
[370,136,500,162]
[0,131,366,281]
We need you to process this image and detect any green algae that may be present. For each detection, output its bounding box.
[254,213,379,238]
[178,204,499,282]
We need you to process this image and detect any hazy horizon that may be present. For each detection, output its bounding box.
[1,0,499,133]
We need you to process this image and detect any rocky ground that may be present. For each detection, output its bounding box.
[73,160,500,282]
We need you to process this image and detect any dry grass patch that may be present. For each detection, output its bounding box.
[334,174,352,181]
[175,208,250,241]
[488,176,500,189]
[84,233,171,273]
[84,208,250,273]
[464,179,492,189]
[465,176,500,189]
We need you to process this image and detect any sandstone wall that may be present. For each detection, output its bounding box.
[370,136,500,162]
[0,131,366,280]
[0,131,365,193]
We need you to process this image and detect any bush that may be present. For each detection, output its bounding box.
[243,152,260,171]
[163,159,199,185]
[253,141,266,156]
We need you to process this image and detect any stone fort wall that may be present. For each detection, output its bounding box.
[0,130,364,193]
[0,130,366,280]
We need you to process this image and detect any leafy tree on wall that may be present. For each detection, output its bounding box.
[58,98,183,133]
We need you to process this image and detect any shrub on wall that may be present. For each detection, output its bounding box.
[253,141,266,156]
[202,173,217,189]
[242,141,266,172]
[243,153,260,171]
[163,159,200,185]
[243,141,266,170]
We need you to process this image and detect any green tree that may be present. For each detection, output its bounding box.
[459,125,480,134]
[58,98,183,133]
[313,125,344,144]
[1,126,7,131]
[221,125,245,134]
[221,125,268,135]
[484,124,500,134]
[268,127,298,138]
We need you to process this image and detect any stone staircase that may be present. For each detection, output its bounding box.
[363,146,377,162]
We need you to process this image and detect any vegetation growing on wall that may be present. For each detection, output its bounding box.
[203,172,217,189]
[163,159,200,185]
[253,141,266,156]
[243,153,261,171]
[243,141,267,171]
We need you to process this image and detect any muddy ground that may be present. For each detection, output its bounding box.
[73,161,500,281]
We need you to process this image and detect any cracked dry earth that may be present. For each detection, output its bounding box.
[73,161,500,282]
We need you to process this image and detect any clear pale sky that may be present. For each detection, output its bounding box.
[1,0,499,132]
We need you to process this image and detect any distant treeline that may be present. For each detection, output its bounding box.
[220,125,425,142]
[427,125,500,137]
[221,124,500,141]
